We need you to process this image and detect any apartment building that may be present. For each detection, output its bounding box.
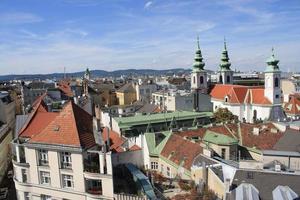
[12,99,114,200]
[0,91,15,182]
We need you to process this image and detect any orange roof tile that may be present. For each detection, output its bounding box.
[102,128,125,153]
[210,84,271,105]
[58,81,73,97]
[161,134,202,170]
[29,101,95,148]
[283,95,300,115]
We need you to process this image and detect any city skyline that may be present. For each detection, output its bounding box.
[0,0,300,74]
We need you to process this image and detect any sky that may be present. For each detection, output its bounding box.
[0,0,299,74]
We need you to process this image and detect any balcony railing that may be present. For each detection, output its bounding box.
[84,162,100,173]
[38,159,49,166]
[86,179,102,195]
[61,162,72,169]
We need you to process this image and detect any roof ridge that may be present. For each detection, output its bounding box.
[19,98,47,136]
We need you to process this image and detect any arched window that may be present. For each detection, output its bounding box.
[193,76,196,84]
[200,76,204,84]
[219,75,223,84]
[227,75,230,83]
[275,77,279,88]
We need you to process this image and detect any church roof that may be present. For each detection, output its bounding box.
[210,84,272,105]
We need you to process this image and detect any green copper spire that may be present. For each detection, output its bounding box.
[265,47,280,72]
[219,37,231,71]
[192,36,205,72]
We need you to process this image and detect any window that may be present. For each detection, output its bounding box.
[24,192,30,200]
[193,76,196,84]
[41,194,51,200]
[219,75,223,84]
[61,152,72,169]
[161,164,164,173]
[38,149,48,166]
[151,162,158,170]
[62,174,74,188]
[167,167,171,177]
[275,77,279,87]
[21,169,27,183]
[276,94,279,99]
[200,76,204,84]
[221,148,226,159]
[40,171,51,185]
[227,75,230,83]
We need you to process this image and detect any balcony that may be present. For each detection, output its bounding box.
[61,162,72,169]
[84,152,100,173]
[38,159,49,166]
[85,179,102,195]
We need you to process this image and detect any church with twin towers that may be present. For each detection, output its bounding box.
[190,37,285,123]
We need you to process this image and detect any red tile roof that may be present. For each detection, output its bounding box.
[283,95,300,115]
[161,134,202,170]
[210,84,271,105]
[239,123,284,150]
[102,128,125,153]
[58,81,73,97]
[19,96,56,137]
[177,123,284,151]
[29,101,95,148]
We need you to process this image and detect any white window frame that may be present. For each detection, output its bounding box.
[167,166,171,177]
[40,171,51,185]
[62,174,74,189]
[38,149,48,165]
[24,192,30,200]
[61,152,72,168]
[41,194,51,200]
[21,168,27,183]
[151,162,158,170]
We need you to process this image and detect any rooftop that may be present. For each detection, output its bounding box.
[114,111,213,128]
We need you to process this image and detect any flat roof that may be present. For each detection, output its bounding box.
[115,111,212,128]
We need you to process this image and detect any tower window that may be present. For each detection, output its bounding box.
[275,77,279,87]
[227,75,230,83]
[193,76,196,84]
[200,76,204,84]
[219,75,223,84]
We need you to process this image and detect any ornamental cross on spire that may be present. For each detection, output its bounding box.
[197,35,200,49]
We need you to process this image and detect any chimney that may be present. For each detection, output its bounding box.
[252,127,260,135]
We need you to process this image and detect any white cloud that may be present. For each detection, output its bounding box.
[144,1,153,9]
[0,12,43,24]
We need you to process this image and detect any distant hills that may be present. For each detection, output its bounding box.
[0,68,192,81]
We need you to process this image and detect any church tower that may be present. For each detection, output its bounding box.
[218,38,233,84]
[84,67,91,80]
[191,36,207,111]
[264,48,281,104]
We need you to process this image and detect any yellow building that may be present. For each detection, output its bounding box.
[116,83,137,105]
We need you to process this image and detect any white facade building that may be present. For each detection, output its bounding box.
[12,100,114,200]
[210,49,285,123]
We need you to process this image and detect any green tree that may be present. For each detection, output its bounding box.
[213,108,237,123]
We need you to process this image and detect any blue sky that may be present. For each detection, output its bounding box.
[0,0,299,74]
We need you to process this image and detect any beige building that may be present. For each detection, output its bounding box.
[0,91,15,182]
[12,99,114,200]
[116,83,137,105]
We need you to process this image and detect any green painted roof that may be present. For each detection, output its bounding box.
[115,111,213,129]
[192,36,205,71]
[265,48,280,72]
[219,39,232,70]
[203,130,239,145]
[145,131,172,157]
